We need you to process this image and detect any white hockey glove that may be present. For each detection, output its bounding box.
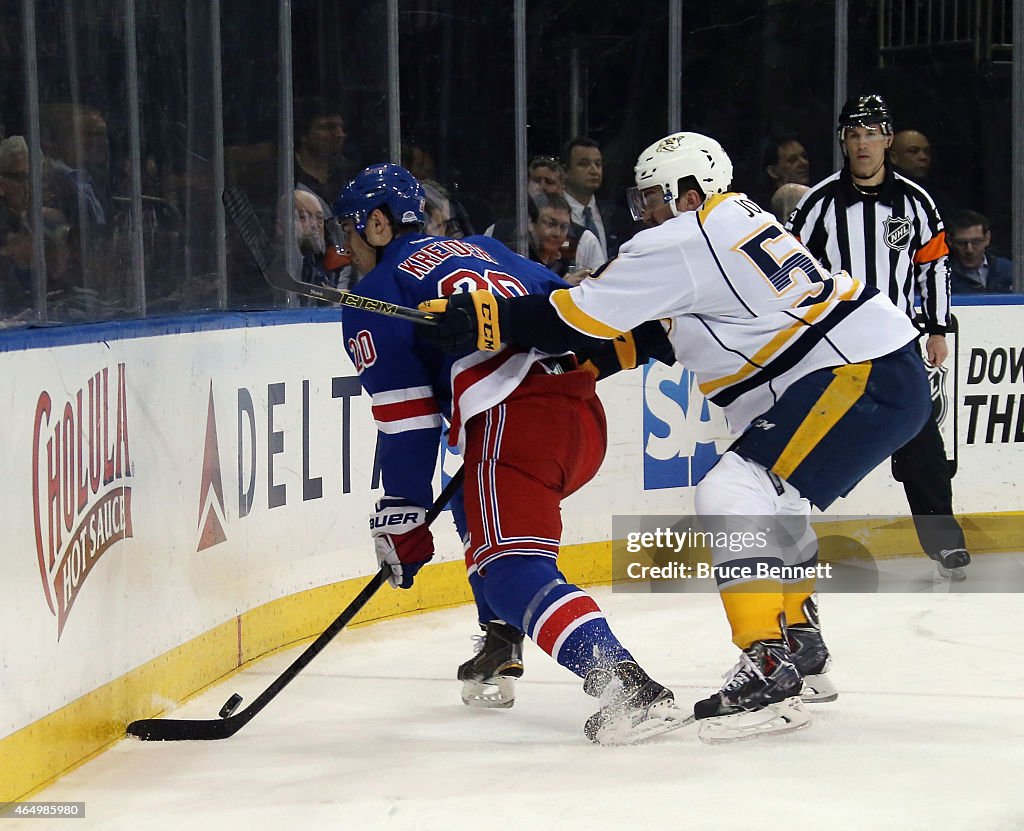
[369,497,435,589]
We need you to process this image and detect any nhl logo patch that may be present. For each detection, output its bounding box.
[883,216,912,250]
[926,362,949,427]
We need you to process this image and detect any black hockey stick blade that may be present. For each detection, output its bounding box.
[221,186,438,325]
[126,567,389,741]
[127,467,465,741]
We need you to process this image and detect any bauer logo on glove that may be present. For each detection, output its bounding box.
[369,497,435,589]
[370,510,424,529]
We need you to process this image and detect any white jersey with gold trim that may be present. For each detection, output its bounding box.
[551,192,918,433]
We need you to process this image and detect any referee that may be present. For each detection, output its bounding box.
[787,94,970,580]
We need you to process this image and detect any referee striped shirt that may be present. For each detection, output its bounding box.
[786,166,951,334]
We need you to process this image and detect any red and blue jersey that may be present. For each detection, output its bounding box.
[341,233,568,511]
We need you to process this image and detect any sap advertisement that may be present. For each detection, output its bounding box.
[642,361,731,490]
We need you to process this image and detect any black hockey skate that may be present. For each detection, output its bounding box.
[933,547,970,581]
[693,639,810,743]
[786,596,838,703]
[583,661,691,746]
[457,621,524,709]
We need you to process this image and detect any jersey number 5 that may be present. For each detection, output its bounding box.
[735,224,835,307]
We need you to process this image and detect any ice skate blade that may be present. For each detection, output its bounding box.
[937,564,967,581]
[590,701,695,747]
[461,676,515,709]
[800,674,838,703]
[698,696,811,744]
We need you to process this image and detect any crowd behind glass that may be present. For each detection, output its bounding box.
[0,2,1016,328]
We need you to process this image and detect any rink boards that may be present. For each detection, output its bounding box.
[1,298,1022,800]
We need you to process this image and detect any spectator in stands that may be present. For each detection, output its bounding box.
[421,179,468,239]
[765,134,810,191]
[487,157,603,273]
[770,182,809,224]
[527,192,581,279]
[0,134,28,221]
[291,187,332,289]
[39,102,111,227]
[401,142,437,183]
[749,134,810,211]
[888,129,958,222]
[888,129,932,181]
[946,209,1013,293]
[0,135,32,319]
[0,135,28,227]
[294,97,353,205]
[561,136,634,258]
[36,102,134,318]
[296,189,326,256]
[527,156,565,200]
[0,135,76,321]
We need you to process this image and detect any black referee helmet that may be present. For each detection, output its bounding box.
[836,94,894,144]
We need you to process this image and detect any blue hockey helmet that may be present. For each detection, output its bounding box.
[333,163,426,234]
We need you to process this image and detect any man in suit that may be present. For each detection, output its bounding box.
[946,209,1014,293]
[561,136,635,259]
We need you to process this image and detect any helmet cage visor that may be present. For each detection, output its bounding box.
[626,184,676,221]
[837,122,892,144]
[836,95,893,144]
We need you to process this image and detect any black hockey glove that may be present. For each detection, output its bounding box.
[579,319,675,380]
[418,290,509,353]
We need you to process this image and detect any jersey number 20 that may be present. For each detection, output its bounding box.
[438,268,529,299]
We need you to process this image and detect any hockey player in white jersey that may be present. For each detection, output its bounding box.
[420,131,933,741]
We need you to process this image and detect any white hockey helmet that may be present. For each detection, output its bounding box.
[628,132,733,220]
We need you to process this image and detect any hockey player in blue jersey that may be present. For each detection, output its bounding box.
[334,163,686,744]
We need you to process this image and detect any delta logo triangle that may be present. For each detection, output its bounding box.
[197,382,228,551]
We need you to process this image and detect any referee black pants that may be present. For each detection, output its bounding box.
[891,410,967,559]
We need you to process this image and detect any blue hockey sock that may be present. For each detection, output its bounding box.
[481,556,633,678]
[468,569,500,627]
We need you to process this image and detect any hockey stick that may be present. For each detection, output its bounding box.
[221,186,438,325]
[127,466,465,741]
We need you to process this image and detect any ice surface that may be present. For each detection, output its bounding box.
[14,562,1024,831]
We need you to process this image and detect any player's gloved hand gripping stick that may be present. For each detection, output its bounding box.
[127,467,464,741]
[419,290,674,380]
[370,497,435,588]
[419,290,508,352]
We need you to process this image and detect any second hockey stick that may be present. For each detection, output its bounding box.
[221,186,438,325]
[127,466,465,741]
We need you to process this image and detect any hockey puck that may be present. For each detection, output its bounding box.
[219,693,243,719]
